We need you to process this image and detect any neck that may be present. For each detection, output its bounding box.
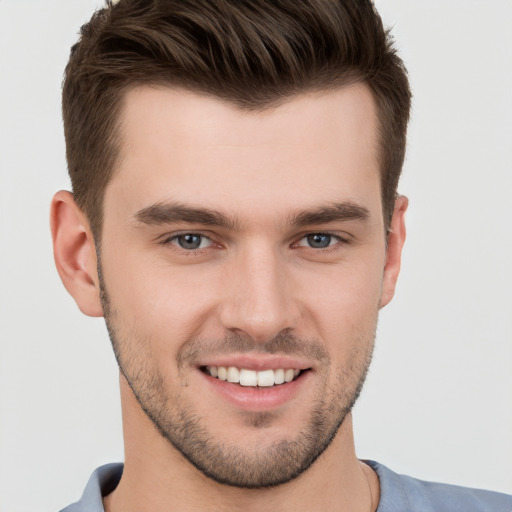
[104,377,379,512]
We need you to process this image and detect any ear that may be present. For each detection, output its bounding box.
[50,190,104,317]
[380,195,408,308]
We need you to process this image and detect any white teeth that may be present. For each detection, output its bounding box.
[207,366,303,387]
[239,369,258,386]
[257,369,275,387]
[284,369,295,383]
[274,368,285,385]
[217,366,227,381]
[227,366,240,383]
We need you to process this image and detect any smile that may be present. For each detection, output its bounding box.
[203,365,303,387]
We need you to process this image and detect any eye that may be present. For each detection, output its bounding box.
[297,233,340,249]
[169,233,213,250]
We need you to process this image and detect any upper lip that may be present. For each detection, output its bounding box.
[197,354,313,372]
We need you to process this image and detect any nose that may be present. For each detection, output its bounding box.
[219,242,300,343]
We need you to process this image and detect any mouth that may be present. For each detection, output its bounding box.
[198,360,313,411]
[201,365,307,387]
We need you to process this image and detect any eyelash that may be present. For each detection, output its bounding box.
[294,232,349,251]
[158,231,350,253]
[159,232,216,252]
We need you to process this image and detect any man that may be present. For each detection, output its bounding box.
[50,1,511,511]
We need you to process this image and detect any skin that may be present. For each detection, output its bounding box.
[51,83,407,512]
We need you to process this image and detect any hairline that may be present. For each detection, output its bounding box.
[89,78,391,243]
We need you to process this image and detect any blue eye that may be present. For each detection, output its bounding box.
[305,234,334,248]
[171,234,212,250]
[295,233,343,249]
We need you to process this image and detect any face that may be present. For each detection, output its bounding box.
[98,85,397,487]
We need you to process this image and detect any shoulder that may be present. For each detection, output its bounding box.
[59,463,123,512]
[365,460,512,512]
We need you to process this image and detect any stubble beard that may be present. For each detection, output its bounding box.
[98,266,376,489]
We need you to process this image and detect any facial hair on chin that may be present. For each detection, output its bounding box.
[98,262,376,489]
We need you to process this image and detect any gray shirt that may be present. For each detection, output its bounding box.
[60,460,512,511]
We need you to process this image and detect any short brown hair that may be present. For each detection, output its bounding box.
[63,0,411,236]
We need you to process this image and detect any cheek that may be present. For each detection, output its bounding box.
[103,249,223,342]
[300,257,384,327]
[313,277,380,379]
[102,236,385,352]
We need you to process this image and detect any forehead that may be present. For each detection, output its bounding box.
[107,84,381,226]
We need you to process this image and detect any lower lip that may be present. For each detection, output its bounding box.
[199,369,311,412]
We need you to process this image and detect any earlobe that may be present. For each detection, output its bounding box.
[380,195,408,308]
[50,190,104,317]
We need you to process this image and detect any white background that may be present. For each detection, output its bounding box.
[0,1,511,510]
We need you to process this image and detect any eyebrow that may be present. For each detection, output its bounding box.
[134,201,238,229]
[133,200,370,229]
[290,202,370,227]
